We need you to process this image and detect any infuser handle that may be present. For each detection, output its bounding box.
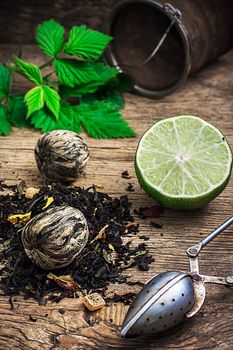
[187,216,233,257]
[201,216,233,248]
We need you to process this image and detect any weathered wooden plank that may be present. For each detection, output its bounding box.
[0,0,119,44]
[0,45,233,349]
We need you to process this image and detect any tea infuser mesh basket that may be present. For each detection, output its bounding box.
[121,216,233,338]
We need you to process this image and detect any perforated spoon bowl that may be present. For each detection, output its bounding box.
[121,271,194,337]
[121,216,233,338]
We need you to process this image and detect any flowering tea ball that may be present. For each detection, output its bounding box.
[21,206,89,270]
[35,130,89,182]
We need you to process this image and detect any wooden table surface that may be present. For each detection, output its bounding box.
[0,46,233,350]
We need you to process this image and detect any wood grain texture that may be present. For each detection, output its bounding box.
[0,46,233,349]
[0,0,119,44]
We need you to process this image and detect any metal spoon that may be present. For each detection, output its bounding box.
[121,216,233,338]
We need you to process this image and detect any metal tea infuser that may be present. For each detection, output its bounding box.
[104,0,233,98]
[121,216,233,338]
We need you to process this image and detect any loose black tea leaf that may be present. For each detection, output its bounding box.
[106,292,137,305]
[29,314,37,322]
[17,179,26,199]
[150,221,163,229]
[134,204,164,219]
[139,235,150,241]
[121,170,131,179]
[126,183,135,192]
[58,308,65,315]
[0,182,154,305]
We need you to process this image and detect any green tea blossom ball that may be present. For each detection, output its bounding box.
[21,206,89,270]
[35,130,89,182]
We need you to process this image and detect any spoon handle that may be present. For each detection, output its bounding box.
[201,216,233,248]
[187,216,233,257]
[202,274,233,286]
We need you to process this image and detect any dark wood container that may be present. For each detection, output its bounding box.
[104,0,233,97]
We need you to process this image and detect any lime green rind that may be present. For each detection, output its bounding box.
[135,160,232,210]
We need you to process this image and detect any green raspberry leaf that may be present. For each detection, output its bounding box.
[59,63,118,97]
[15,57,42,85]
[116,73,135,93]
[102,91,125,109]
[30,109,59,133]
[75,101,136,139]
[64,25,112,60]
[61,100,81,133]
[24,86,44,118]
[36,19,65,58]
[42,85,60,120]
[0,64,11,98]
[79,94,96,105]
[30,101,80,133]
[59,82,101,98]
[0,104,11,135]
[8,94,30,127]
[105,73,134,93]
[54,58,99,87]
[94,63,118,82]
[25,85,60,120]
[80,73,133,109]
[80,90,124,110]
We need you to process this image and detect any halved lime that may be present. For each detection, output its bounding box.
[135,116,232,209]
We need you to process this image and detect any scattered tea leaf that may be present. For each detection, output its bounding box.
[108,243,115,251]
[102,249,115,264]
[0,182,154,304]
[126,183,134,192]
[121,170,131,179]
[7,212,31,224]
[47,272,79,292]
[134,205,164,219]
[144,205,165,218]
[150,221,163,229]
[42,197,54,210]
[120,250,147,269]
[17,179,26,199]
[91,224,109,243]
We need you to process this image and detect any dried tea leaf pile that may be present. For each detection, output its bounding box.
[0,182,154,305]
